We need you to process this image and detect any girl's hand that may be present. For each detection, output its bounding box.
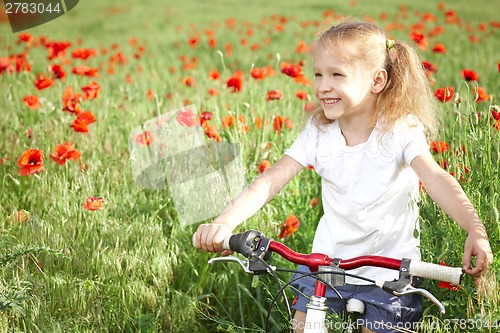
[192,223,233,254]
[462,230,493,278]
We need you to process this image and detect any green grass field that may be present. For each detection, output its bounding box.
[0,0,499,332]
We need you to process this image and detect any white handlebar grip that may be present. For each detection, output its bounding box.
[222,236,231,251]
[409,260,463,285]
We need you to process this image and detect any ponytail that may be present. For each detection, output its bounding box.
[377,40,438,137]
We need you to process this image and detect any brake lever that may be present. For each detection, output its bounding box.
[393,285,446,315]
[208,255,276,275]
[208,256,252,274]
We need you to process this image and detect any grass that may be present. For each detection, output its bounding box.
[0,0,499,332]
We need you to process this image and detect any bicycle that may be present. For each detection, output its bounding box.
[194,229,464,333]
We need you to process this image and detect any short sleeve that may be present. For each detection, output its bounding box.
[399,117,432,166]
[284,117,319,167]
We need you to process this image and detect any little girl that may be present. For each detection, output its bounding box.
[193,20,493,333]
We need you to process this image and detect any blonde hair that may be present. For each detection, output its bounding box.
[310,19,438,136]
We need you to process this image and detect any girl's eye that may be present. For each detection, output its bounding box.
[333,73,342,77]
[314,73,322,77]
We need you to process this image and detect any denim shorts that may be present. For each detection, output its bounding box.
[290,265,423,333]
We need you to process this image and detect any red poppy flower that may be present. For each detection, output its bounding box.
[199,111,213,126]
[264,65,275,77]
[23,95,40,110]
[0,57,13,74]
[434,87,454,102]
[125,74,134,84]
[254,116,263,129]
[258,160,271,174]
[422,61,437,73]
[474,87,490,102]
[63,100,83,114]
[430,141,449,153]
[295,90,308,100]
[147,89,154,101]
[183,77,196,87]
[18,148,45,176]
[410,23,426,32]
[71,118,89,133]
[71,48,97,60]
[188,36,199,48]
[110,51,128,64]
[438,281,461,291]
[208,69,220,80]
[281,62,309,84]
[77,111,96,124]
[81,81,101,100]
[273,115,292,134]
[72,66,99,77]
[50,142,81,165]
[45,40,72,60]
[304,103,316,113]
[429,25,445,37]
[432,43,447,54]
[14,53,31,72]
[202,122,222,142]
[273,116,285,134]
[310,197,319,207]
[34,74,54,90]
[491,106,500,121]
[208,37,216,48]
[176,107,199,127]
[422,12,438,22]
[222,115,235,128]
[226,72,243,92]
[461,69,479,81]
[250,67,266,80]
[494,119,500,131]
[267,90,283,101]
[280,62,303,78]
[224,43,233,57]
[279,214,300,238]
[409,31,428,50]
[182,57,198,71]
[295,40,309,53]
[83,196,105,211]
[134,131,153,146]
[18,33,33,44]
[468,35,480,44]
[49,63,66,81]
[208,88,219,96]
[62,86,83,107]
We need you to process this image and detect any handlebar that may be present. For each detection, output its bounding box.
[220,230,463,285]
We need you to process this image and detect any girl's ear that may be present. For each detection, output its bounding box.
[372,69,388,94]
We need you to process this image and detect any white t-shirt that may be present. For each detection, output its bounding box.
[284,116,431,284]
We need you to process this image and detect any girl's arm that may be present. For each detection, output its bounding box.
[194,155,304,252]
[411,154,493,278]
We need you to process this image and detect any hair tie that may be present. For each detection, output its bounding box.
[386,39,395,50]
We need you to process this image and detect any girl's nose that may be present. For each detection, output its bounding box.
[319,79,333,93]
